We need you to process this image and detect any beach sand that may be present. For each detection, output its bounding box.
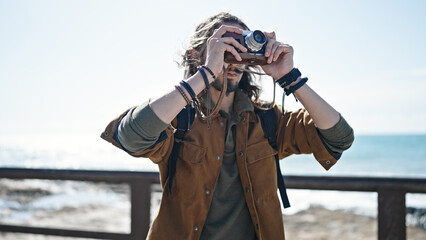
[1,179,425,239]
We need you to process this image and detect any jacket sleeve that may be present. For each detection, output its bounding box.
[100,102,176,164]
[275,107,350,170]
[116,100,169,153]
[317,115,354,156]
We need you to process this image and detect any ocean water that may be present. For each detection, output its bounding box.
[0,134,425,228]
[282,134,426,178]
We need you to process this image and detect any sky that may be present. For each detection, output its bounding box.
[1,0,426,136]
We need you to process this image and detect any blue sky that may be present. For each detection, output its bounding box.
[1,0,425,135]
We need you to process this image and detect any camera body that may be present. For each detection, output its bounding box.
[223,30,269,65]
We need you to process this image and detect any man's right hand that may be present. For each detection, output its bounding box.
[204,25,247,80]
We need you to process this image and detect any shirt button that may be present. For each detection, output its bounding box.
[194,226,199,231]
[216,156,221,160]
[205,190,210,195]
[239,151,244,157]
[245,188,250,193]
[241,116,246,121]
[219,122,224,127]
[104,131,110,137]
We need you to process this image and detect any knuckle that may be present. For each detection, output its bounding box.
[208,38,217,45]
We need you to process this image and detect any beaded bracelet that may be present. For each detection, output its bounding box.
[201,65,216,79]
[180,80,203,117]
[175,85,191,105]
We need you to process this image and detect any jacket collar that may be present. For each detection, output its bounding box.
[200,89,254,118]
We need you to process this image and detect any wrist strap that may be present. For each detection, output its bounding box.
[284,77,308,99]
[276,68,301,89]
[197,66,210,89]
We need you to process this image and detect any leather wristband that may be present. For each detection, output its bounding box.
[180,80,197,101]
[276,68,302,89]
[197,66,210,89]
[284,77,308,96]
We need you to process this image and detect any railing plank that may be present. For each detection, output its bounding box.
[0,168,159,183]
[130,180,152,239]
[0,224,129,240]
[284,175,426,193]
[378,189,406,240]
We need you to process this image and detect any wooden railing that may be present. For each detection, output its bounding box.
[1,168,425,240]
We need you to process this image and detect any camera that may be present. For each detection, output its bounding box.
[223,30,269,65]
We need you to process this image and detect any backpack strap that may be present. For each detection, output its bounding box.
[168,105,195,194]
[256,107,291,208]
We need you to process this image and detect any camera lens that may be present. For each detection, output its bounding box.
[245,30,267,52]
[253,31,266,43]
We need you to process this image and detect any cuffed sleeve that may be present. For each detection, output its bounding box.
[117,100,169,153]
[317,115,354,154]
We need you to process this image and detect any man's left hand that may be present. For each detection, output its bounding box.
[261,31,294,80]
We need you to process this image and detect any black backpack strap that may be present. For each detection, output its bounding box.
[168,105,195,194]
[256,107,291,208]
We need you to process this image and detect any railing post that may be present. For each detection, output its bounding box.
[378,189,406,240]
[130,180,152,239]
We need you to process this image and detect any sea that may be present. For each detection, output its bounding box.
[0,133,425,229]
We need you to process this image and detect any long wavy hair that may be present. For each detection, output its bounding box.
[180,12,262,103]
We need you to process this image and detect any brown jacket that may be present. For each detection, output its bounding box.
[101,105,338,240]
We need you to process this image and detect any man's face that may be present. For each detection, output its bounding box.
[211,63,245,94]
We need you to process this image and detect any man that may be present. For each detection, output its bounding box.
[101,12,354,240]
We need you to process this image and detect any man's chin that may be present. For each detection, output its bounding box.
[211,79,239,95]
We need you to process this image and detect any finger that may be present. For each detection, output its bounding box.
[272,46,285,62]
[223,44,242,61]
[268,42,280,63]
[273,45,294,61]
[221,37,247,52]
[264,39,276,57]
[212,24,244,37]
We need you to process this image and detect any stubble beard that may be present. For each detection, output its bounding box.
[211,78,239,96]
